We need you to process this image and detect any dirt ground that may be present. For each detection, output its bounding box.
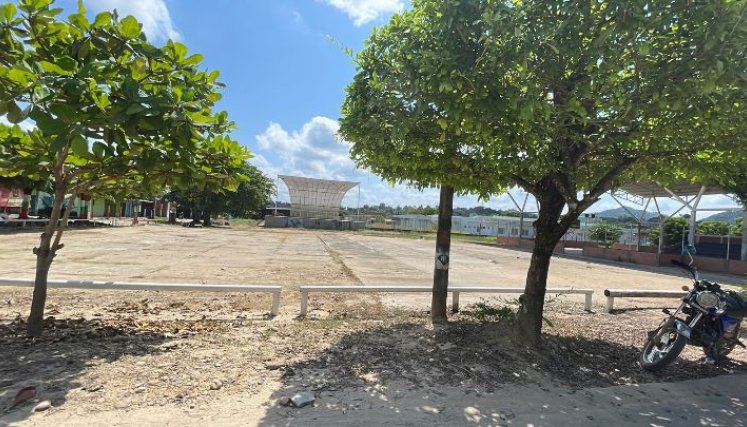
[0,225,745,426]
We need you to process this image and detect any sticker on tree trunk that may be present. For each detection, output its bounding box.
[435,250,449,270]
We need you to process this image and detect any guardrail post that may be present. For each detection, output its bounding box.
[584,292,593,311]
[606,296,614,313]
[300,290,308,316]
[271,291,280,316]
[452,291,460,313]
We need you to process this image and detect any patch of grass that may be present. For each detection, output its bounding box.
[356,228,498,245]
[461,300,517,323]
[460,299,555,327]
[450,233,497,244]
[228,218,260,229]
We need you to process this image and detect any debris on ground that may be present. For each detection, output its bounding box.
[32,401,51,412]
[290,391,315,408]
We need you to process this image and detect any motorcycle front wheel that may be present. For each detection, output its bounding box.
[640,321,688,372]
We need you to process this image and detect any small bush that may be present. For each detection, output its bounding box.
[461,299,555,327]
[461,301,517,323]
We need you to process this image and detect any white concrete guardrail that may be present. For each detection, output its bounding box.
[0,278,282,316]
[299,286,594,316]
[604,289,686,313]
[0,219,95,228]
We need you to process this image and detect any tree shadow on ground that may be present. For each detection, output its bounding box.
[0,316,171,424]
[259,320,747,426]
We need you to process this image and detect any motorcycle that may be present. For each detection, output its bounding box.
[640,247,747,372]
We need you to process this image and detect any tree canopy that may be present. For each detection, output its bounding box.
[0,0,250,336]
[341,0,747,343]
[588,222,624,247]
[166,161,274,222]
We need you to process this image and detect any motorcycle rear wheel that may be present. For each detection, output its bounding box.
[640,322,688,372]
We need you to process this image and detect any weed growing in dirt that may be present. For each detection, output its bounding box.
[461,301,517,323]
[460,299,556,327]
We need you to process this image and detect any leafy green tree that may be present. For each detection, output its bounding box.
[342,0,747,343]
[665,152,747,259]
[732,217,743,237]
[224,163,274,218]
[166,162,274,222]
[587,222,624,247]
[0,0,249,336]
[706,173,747,259]
[340,4,509,323]
[648,216,689,246]
[697,221,731,236]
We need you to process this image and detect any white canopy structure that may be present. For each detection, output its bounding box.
[279,175,358,218]
[613,180,744,261]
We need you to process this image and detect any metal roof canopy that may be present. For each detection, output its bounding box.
[279,175,358,218]
[620,180,726,198]
[612,180,742,259]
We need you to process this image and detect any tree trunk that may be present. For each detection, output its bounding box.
[203,206,212,227]
[516,187,565,345]
[202,192,212,227]
[741,208,747,262]
[27,238,54,337]
[27,186,66,337]
[431,186,454,324]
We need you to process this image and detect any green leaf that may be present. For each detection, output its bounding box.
[50,135,68,153]
[30,111,65,134]
[6,102,25,123]
[169,41,188,60]
[70,134,89,157]
[92,141,107,158]
[47,104,75,124]
[7,67,34,86]
[92,92,110,110]
[183,54,204,66]
[119,15,141,39]
[69,13,89,31]
[1,3,16,23]
[93,11,112,28]
[39,60,72,75]
[77,39,91,60]
[126,103,147,115]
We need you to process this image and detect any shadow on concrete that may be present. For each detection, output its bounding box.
[0,317,170,424]
[258,320,747,426]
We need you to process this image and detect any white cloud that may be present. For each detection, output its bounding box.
[254,116,519,209]
[254,116,745,213]
[322,0,404,26]
[86,0,180,42]
[256,116,361,183]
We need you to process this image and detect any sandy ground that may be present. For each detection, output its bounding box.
[0,225,745,426]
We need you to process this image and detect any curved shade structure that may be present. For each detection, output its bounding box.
[279,175,358,218]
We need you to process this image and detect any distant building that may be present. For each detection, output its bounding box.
[392,214,536,238]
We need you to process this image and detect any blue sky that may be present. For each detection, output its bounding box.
[30,1,745,216]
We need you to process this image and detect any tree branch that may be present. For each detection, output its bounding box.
[510,174,537,194]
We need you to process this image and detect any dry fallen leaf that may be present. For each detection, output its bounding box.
[12,386,37,408]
